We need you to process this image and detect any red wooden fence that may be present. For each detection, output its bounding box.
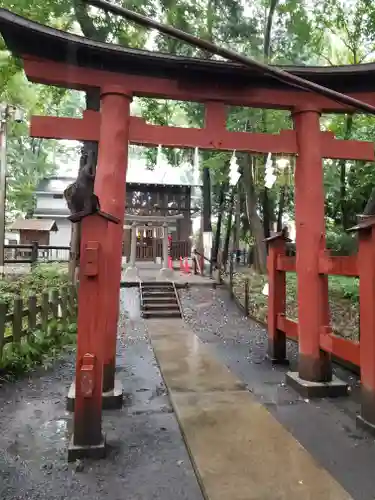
[267,221,375,430]
[270,242,360,367]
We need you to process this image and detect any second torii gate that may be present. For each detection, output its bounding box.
[1,8,375,459]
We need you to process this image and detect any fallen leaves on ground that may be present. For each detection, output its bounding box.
[225,269,359,342]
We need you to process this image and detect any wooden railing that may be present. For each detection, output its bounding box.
[0,285,77,358]
[4,243,70,264]
[271,248,360,367]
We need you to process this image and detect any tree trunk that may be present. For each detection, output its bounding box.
[276,185,286,232]
[233,185,241,259]
[212,182,226,271]
[222,188,235,270]
[339,114,353,229]
[242,156,267,273]
[202,165,212,233]
[68,90,100,283]
[260,0,279,239]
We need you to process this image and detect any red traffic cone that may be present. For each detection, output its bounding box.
[183,257,190,274]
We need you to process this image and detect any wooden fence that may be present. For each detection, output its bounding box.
[0,285,77,358]
[4,243,70,264]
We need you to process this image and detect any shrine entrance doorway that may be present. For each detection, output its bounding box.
[135,226,162,261]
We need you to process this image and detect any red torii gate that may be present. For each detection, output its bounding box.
[1,8,375,459]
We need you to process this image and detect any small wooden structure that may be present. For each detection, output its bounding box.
[9,218,58,245]
[123,182,193,261]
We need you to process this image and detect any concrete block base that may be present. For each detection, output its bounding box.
[266,354,290,366]
[356,414,375,436]
[68,435,106,462]
[160,267,174,279]
[67,378,124,411]
[285,371,348,399]
[123,266,139,280]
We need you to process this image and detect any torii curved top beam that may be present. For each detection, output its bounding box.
[83,0,375,114]
[1,7,375,113]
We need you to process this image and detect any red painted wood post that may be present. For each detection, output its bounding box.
[266,232,288,364]
[69,213,111,460]
[94,85,132,393]
[353,218,375,432]
[293,106,332,382]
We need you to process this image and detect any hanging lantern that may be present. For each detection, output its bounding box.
[276,157,289,170]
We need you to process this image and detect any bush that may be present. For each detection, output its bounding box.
[326,230,357,256]
[0,320,77,381]
[0,263,69,309]
[0,264,75,382]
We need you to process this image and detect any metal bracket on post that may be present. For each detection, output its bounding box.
[80,353,96,398]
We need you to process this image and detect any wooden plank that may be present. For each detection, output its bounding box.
[0,302,7,359]
[276,255,296,272]
[28,294,37,332]
[12,297,23,343]
[320,333,360,367]
[277,314,298,340]
[41,291,49,331]
[318,255,358,276]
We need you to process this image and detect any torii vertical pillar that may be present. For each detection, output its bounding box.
[349,217,375,433]
[68,212,117,461]
[95,85,132,401]
[286,105,346,397]
[67,86,132,412]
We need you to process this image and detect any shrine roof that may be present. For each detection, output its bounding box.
[1,9,375,93]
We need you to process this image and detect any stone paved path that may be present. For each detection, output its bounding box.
[179,286,375,500]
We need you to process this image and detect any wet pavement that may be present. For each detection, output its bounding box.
[148,318,352,499]
[179,286,375,500]
[0,288,203,500]
[2,283,375,500]
[121,261,214,286]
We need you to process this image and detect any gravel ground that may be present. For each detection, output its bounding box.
[0,288,203,500]
[179,286,375,500]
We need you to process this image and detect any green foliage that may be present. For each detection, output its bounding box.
[0,264,75,381]
[326,227,358,256]
[0,320,77,381]
[0,263,69,309]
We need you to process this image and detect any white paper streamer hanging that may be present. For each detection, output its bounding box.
[230,150,239,171]
[262,283,269,296]
[265,152,273,172]
[264,152,276,189]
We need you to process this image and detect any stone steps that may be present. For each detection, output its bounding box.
[140,282,181,320]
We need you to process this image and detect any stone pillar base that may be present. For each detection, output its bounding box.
[66,378,124,411]
[356,415,375,436]
[124,266,139,280]
[68,435,106,462]
[285,371,348,398]
[160,267,174,279]
[266,354,290,366]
